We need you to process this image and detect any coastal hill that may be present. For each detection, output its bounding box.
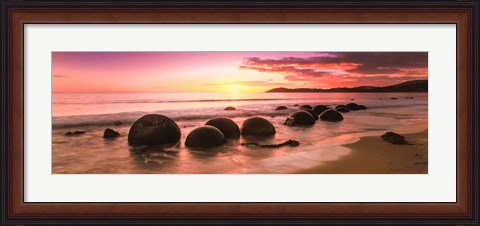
[266,80,428,93]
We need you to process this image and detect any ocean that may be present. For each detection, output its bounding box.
[52,92,428,174]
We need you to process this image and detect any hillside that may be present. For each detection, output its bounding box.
[266,80,428,93]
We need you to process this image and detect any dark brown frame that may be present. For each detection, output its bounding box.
[1,1,478,224]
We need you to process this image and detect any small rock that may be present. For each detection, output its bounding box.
[65,131,85,136]
[381,132,408,144]
[299,105,313,110]
[293,104,300,107]
[358,105,367,110]
[224,106,236,111]
[242,139,300,148]
[405,97,414,99]
[336,107,350,112]
[275,106,288,110]
[103,128,120,138]
[391,97,398,100]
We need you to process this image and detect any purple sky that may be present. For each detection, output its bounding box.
[52,52,428,92]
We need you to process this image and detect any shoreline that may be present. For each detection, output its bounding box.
[298,129,428,174]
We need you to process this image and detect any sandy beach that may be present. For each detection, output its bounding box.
[299,129,428,174]
[52,92,429,174]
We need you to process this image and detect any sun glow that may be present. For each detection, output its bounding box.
[229,85,241,92]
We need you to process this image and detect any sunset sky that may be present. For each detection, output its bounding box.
[52,52,428,93]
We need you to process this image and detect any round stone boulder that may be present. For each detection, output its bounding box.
[336,107,350,113]
[224,106,236,111]
[299,105,313,110]
[346,102,361,110]
[241,117,276,137]
[103,128,120,138]
[313,105,329,115]
[128,114,181,145]
[275,106,288,110]
[205,117,240,139]
[185,126,226,148]
[319,109,344,122]
[284,111,315,126]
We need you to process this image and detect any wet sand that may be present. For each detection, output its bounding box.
[299,130,428,174]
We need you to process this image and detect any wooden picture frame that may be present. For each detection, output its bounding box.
[1,0,478,224]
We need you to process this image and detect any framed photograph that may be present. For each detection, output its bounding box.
[1,0,478,224]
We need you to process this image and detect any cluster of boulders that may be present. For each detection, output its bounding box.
[125,114,277,149]
[64,102,369,150]
[65,126,121,139]
[282,102,367,126]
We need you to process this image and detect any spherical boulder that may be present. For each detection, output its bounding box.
[275,106,288,110]
[299,105,313,110]
[185,126,226,148]
[205,117,240,139]
[319,109,344,122]
[128,114,181,145]
[241,117,276,137]
[313,105,329,115]
[103,128,120,138]
[336,107,350,113]
[224,106,236,111]
[284,111,315,126]
[346,102,361,110]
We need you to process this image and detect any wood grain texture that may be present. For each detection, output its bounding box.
[3,4,477,224]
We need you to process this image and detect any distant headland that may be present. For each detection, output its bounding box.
[266,80,428,93]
